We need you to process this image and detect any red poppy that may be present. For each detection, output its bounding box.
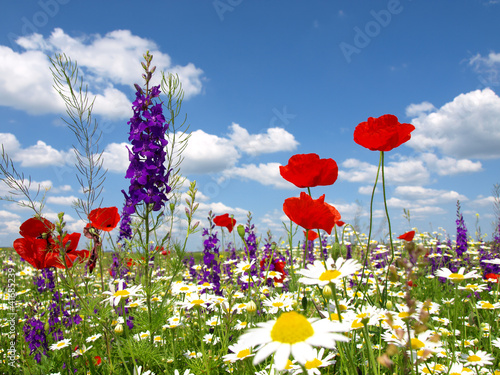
[336,220,345,227]
[354,114,415,152]
[213,213,236,233]
[407,280,417,287]
[398,230,415,242]
[485,273,500,283]
[303,230,319,241]
[94,356,102,366]
[88,207,120,232]
[279,153,338,188]
[13,217,88,270]
[283,192,341,234]
[260,258,287,283]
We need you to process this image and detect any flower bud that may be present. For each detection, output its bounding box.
[322,285,333,299]
[114,323,124,335]
[386,301,393,310]
[246,301,257,314]
[237,225,246,240]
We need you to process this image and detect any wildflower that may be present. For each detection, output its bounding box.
[223,342,254,363]
[398,230,416,241]
[235,260,255,275]
[72,345,93,357]
[214,213,236,233]
[133,365,155,375]
[283,193,341,234]
[178,293,211,310]
[174,370,195,375]
[102,280,143,306]
[354,114,415,152]
[461,350,494,367]
[133,330,151,341]
[50,338,71,351]
[417,362,446,374]
[237,311,349,370]
[446,362,474,374]
[88,207,120,232]
[297,257,361,286]
[279,153,338,188]
[301,348,336,375]
[85,333,102,343]
[435,267,479,282]
[262,294,294,314]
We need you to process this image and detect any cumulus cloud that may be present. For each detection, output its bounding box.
[223,163,292,189]
[419,153,483,175]
[393,186,468,204]
[468,51,500,87]
[0,28,204,118]
[405,101,436,117]
[339,158,430,185]
[407,88,500,159]
[228,123,298,156]
[102,142,129,173]
[46,195,79,206]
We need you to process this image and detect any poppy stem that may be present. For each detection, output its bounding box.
[381,151,395,306]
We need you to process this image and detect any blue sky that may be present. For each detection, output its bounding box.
[0,0,499,249]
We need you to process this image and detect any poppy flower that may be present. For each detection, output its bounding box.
[354,114,415,152]
[279,153,338,188]
[485,273,500,283]
[19,217,55,238]
[303,230,319,241]
[398,230,415,242]
[260,258,287,283]
[283,192,341,234]
[88,207,120,232]
[336,220,345,227]
[214,213,236,233]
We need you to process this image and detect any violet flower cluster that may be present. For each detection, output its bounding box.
[201,227,222,296]
[119,85,171,241]
[455,201,468,259]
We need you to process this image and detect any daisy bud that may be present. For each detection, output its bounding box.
[246,301,257,314]
[114,323,123,335]
[260,294,266,300]
[322,285,333,299]
[386,301,393,310]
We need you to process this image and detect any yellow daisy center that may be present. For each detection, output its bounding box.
[319,270,341,281]
[410,338,425,349]
[114,290,130,297]
[270,311,314,344]
[180,286,189,291]
[450,373,461,375]
[305,358,322,369]
[481,302,494,309]
[449,273,464,280]
[191,299,204,305]
[273,302,284,308]
[242,265,250,271]
[56,342,66,348]
[237,349,250,358]
[467,355,481,362]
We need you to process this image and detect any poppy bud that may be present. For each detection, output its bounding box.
[237,224,246,240]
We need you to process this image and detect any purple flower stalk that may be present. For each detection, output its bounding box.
[119,83,171,241]
[455,201,468,259]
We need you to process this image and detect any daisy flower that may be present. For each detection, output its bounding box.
[262,294,294,314]
[102,280,143,306]
[417,361,447,374]
[50,338,71,351]
[435,267,479,282]
[492,337,500,349]
[298,348,336,375]
[297,257,361,286]
[72,345,93,357]
[177,293,211,310]
[174,370,195,375]
[446,362,474,375]
[461,350,494,367]
[235,260,255,275]
[236,311,349,370]
[133,330,151,341]
[222,342,254,363]
[86,333,102,343]
[476,300,500,310]
[133,365,155,375]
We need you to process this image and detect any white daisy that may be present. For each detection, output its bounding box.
[222,342,254,363]
[85,333,102,343]
[461,350,494,367]
[297,257,361,286]
[236,311,349,370]
[50,338,71,351]
[435,267,479,282]
[102,280,143,306]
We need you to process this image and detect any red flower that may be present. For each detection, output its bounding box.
[303,230,319,241]
[260,258,287,283]
[213,213,236,233]
[485,273,500,283]
[407,280,417,287]
[354,114,415,152]
[279,153,338,188]
[13,217,88,269]
[94,356,102,366]
[398,230,416,242]
[283,192,341,234]
[88,207,120,232]
[336,220,345,227]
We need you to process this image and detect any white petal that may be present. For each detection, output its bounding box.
[253,341,280,365]
[273,343,291,370]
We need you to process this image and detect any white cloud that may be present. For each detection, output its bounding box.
[14,140,72,167]
[407,88,500,159]
[223,163,293,189]
[394,186,467,203]
[339,158,430,185]
[468,51,500,87]
[181,130,240,174]
[470,195,496,207]
[0,210,21,220]
[0,28,204,118]
[0,133,21,154]
[102,142,129,173]
[405,101,436,117]
[419,153,482,175]
[228,123,298,156]
[46,195,79,206]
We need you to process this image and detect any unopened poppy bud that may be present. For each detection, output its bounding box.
[237,225,246,239]
[246,301,257,314]
[322,285,333,299]
[114,323,123,335]
[169,203,176,212]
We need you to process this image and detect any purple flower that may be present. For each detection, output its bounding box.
[455,201,468,259]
